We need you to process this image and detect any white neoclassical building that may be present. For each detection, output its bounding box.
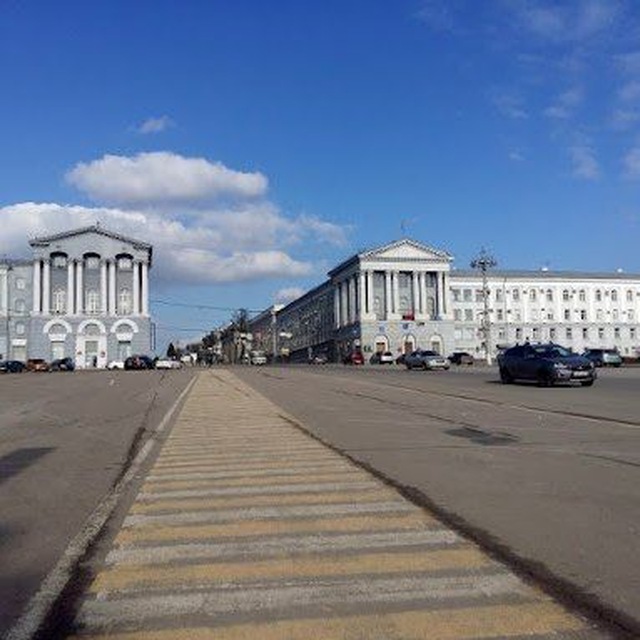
[1,225,153,367]
[249,238,640,362]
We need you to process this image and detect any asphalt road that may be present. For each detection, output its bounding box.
[0,369,195,637]
[233,363,640,635]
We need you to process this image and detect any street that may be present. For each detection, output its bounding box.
[0,364,638,638]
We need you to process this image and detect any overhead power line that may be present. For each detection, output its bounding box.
[150,298,263,314]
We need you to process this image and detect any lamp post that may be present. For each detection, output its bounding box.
[471,249,497,365]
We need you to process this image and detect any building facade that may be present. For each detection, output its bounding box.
[249,238,640,362]
[0,226,153,367]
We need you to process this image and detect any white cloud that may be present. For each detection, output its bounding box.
[544,87,583,119]
[622,146,640,180]
[275,287,307,303]
[66,151,268,207]
[508,150,525,162]
[1,152,348,285]
[492,92,528,119]
[609,108,640,130]
[569,143,600,180]
[137,116,173,134]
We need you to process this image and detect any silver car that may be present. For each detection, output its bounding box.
[404,350,450,371]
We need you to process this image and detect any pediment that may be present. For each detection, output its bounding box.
[362,239,451,262]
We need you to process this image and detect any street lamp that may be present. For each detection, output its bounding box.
[471,249,497,365]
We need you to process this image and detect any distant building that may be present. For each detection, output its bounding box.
[248,238,640,362]
[0,225,153,367]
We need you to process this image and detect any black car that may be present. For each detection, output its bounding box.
[498,343,596,387]
[0,360,26,373]
[448,351,474,365]
[50,357,75,371]
[124,355,155,370]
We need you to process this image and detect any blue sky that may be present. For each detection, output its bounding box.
[1,1,639,349]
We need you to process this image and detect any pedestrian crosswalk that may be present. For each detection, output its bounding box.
[68,371,602,638]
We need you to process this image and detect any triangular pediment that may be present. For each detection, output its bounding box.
[30,225,151,249]
[361,238,452,262]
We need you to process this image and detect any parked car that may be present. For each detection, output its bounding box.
[0,360,25,373]
[309,353,328,364]
[343,351,365,365]
[498,343,596,386]
[370,351,395,364]
[124,355,154,370]
[404,350,450,371]
[582,348,623,368]
[107,360,125,370]
[50,357,75,371]
[26,358,50,372]
[448,351,474,365]
[155,358,182,369]
[395,353,407,365]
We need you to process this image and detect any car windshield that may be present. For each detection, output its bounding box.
[532,345,572,358]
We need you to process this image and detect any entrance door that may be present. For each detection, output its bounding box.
[118,341,132,360]
[51,342,65,360]
[85,340,99,368]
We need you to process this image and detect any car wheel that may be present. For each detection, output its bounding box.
[580,380,594,387]
[499,367,513,384]
[405,364,412,370]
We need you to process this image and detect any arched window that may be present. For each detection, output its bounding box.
[611,289,618,302]
[118,288,132,315]
[546,289,553,302]
[562,289,570,301]
[595,289,602,302]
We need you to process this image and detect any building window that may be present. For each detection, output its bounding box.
[532,327,540,340]
[598,327,604,340]
[546,289,553,302]
[15,299,25,313]
[498,328,506,340]
[452,289,460,302]
[464,309,474,322]
[531,309,539,321]
[614,327,621,340]
[564,309,570,321]
[15,322,25,336]
[118,257,133,271]
[85,256,100,270]
[582,328,588,340]
[628,309,635,321]
[52,288,66,314]
[475,289,484,303]
[547,310,554,320]
[514,309,522,321]
[463,289,472,302]
[595,289,602,302]
[627,290,633,302]
[578,290,586,302]
[611,290,618,302]
[16,277,25,290]
[631,327,636,340]
[566,327,573,340]
[86,290,100,315]
[496,309,503,321]
[495,289,503,302]
[52,255,67,269]
[515,328,522,341]
[580,310,587,321]
[453,309,462,321]
[549,327,556,340]
[612,309,619,321]
[512,289,520,302]
[562,290,570,301]
[529,289,537,302]
[596,309,604,321]
[118,288,132,315]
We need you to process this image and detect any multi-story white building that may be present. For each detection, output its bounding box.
[249,238,640,362]
[0,225,153,367]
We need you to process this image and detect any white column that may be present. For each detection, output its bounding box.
[2,270,8,314]
[108,260,116,315]
[100,261,108,315]
[421,272,429,318]
[67,261,75,315]
[75,260,84,315]
[349,275,357,323]
[32,260,41,315]
[366,271,374,318]
[334,285,340,328]
[133,261,140,316]
[141,262,149,316]
[412,272,420,317]
[358,271,366,317]
[393,271,400,318]
[385,271,392,319]
[42,260,51,315]
[435,271,444,319]
[442,272,450,318]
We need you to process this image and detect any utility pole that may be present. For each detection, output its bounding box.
[471,249,497,365]
[271,306,277,363]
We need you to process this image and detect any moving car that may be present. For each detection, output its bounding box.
[448,351,474,365]
[404,350,450,371]
[343,351,365,365]
[498,343,596,387]
[0,360,25,373]
[370,351,395,364]
[50,357,75,371]
[124,355,154,370]
[26,358,50,372]
[155,358,182,369]
[582,348,623,368]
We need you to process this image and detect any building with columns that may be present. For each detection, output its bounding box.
[0,225,153,367]
[248,238,640,362]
